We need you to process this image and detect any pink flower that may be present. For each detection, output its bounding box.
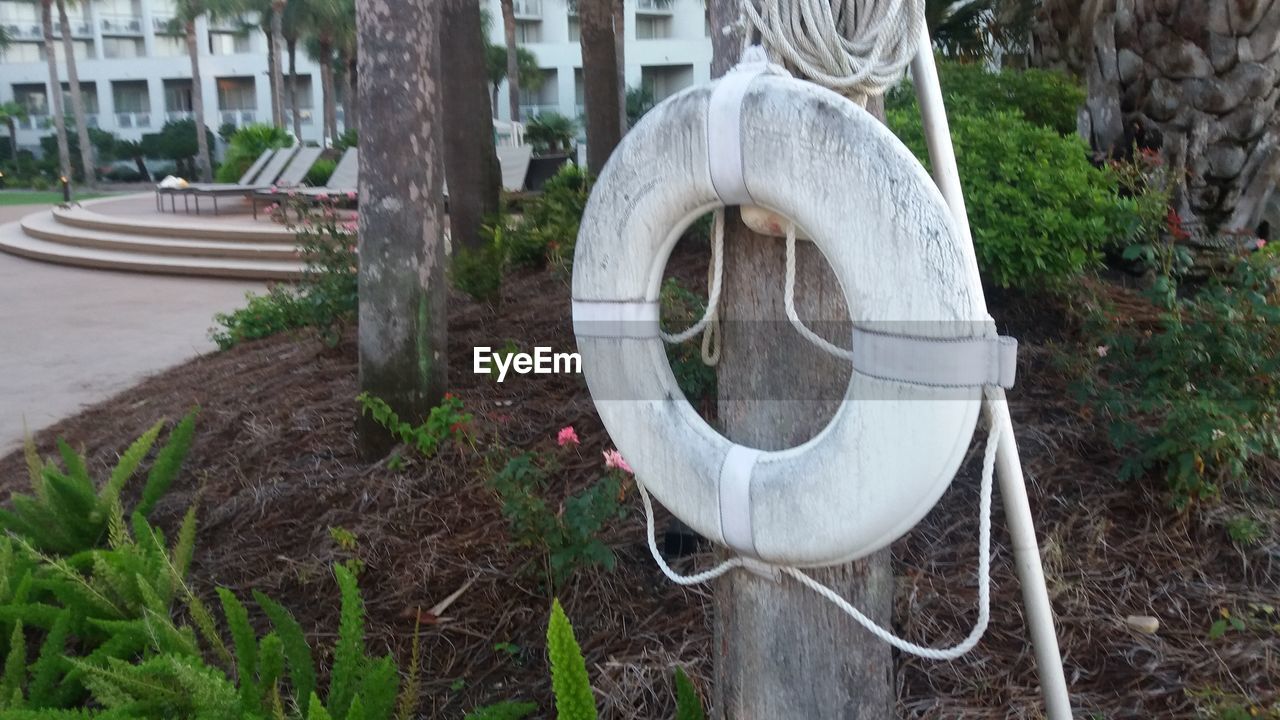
[269,186,278,194]
[557,426,579,447]
[1257,239,1267,250]
[603,449,632,474]
[317,192,329,201]
[264,203,279,214]
[346,191,357,200]
[1096,345,1109,358]
[287,189,297,197]
[342,221,358,233]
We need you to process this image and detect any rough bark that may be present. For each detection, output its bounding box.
[614,0,626,130]
[500,0,520,122]
[1036,0,1280,233]
[355,0,449,459]
[440,0,501,251]
[346,55,359,134]
[57,0,94,187]
[580,0,621,173]
[288,40,302,139]
[339,61,353,135]
[319,38,336,143]
[270,0,286,128]
[185,19,212,182]
[40,0,71,181]
[708,1,894,717]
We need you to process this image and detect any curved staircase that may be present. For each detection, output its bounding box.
[0,194,304,280]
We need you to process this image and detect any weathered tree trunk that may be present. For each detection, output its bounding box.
[40,0,71,181]
[1037,0,1280,234]
[319,38,336,143]
[346,55,359,134]
[57,0,94,187]
[339,61,354,136]
[185,19,212,182]
[270,0,286,128]
[614,0,626,130]
[355,0,449,459]
[441,0,501,251]
[708,3,894,717]
[580,0,621,173]
[500,0,521,122]
[288,40,302,140]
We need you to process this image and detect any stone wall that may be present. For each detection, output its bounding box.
[1036,0,1280,235]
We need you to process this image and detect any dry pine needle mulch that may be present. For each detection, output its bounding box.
[0,258,1276,719]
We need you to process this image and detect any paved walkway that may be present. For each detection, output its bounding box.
[0,204,264,454]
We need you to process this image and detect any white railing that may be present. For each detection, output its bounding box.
[116,111,151,128]
[52,20,92,36]
[219,109,256,126]
[152,15,178,33]
[165,110,194,122]
[636,0,673,13]
[512,0,541,18]
[99,14,143,34]
[4,23,42,41]
[16,115,52,130]
[207,16,245,32]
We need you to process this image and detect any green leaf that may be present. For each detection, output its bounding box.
[138,408,198,518]
[673,667,704,720]
[546,599,596,720]
[254,590,316,717]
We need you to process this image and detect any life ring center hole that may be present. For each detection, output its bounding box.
[658,208,852,450]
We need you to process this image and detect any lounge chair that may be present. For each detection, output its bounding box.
[189,147,323,215]
[155,147,281,213]
[250,148,358,219]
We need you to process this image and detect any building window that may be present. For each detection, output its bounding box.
[636,16,670,40]
[112,80,149,112]
[163,79,193,113]
[59,81,98,114]
[216,76,256,111]
[153,35,185,56]
[567,16,579,42]
[208,31,249,55]
[515,20,539,43]
[102,36,144,58]
[641,64,693,101]
[12,83,48,115]
[1,43,41,63]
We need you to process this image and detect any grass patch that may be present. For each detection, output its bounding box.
[0,190,109,206]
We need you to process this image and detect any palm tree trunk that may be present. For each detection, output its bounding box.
[339,57,353,135]
[56,0,94,186]
[580,0,620,172]
[185,20,212,182]
[40,0,71,181]
[441,0,501,252]
[266,30,279,124]
[319,39,336,143]
[613,0,626,131]
[500,0,520,122]
[288,39,302,139]
[354,0,448,458]
[270,0,286,128]
[346,55,358,134]
[6,119,17,163]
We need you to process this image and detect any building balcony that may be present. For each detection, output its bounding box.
[16,114,52,131]
[3,22,42,41]
[219,109,256,126]
[116,111,152,128]
[99,14,144,35]
[207,17,246,32]
[636,0,673,14]
[165,110,194,122]
[152,15,179,34]
[52,20,93,37]
[284,108,314,125]
[512,0,541,20]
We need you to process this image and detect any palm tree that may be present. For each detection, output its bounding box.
[39,0,71,180]
[499,0,520,122]
[300,0,349,143]
[485,44,542,116]
[334,0,356,135]
[441,0,500,253]
[56,0,96,186]
[172,0,243,181]
[269,0,286,127]
[282,0,303,139]
[0,102,27,164]
[579,0,620,172]
[925,0,994,60]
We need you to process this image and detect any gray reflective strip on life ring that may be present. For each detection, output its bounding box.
[571,300,660,338]
[718,444,761,556]
[850,327,1019,389]
[707,60,769,206]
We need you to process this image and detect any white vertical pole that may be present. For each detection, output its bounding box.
[910,26,1073,720]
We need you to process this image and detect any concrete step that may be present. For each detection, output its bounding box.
[23,211,300,262]
[55,197,292,243]
[0,218,303,281]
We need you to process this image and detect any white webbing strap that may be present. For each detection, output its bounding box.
[708,47,777,205]
[637,385,1003,661]
[718,444,761,556]
[572,300,660,338]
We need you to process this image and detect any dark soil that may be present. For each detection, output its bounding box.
[2,246,1275,719]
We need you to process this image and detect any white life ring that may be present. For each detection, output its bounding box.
[572,69,1013,567]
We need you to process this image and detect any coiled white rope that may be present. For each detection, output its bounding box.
[636,386,1001,660]
[740,0,924,99]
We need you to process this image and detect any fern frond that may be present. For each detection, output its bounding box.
[28,611,72,707]
[217,587,260,713]
[308,692,334,720]
[54,439,92,492]
[547,599,596,720]
[673,667,704,720]
[254,590,315,717]
[22,429,45,500]
[257,633,286,706]
[172,507,198,581]
[137,408,198,518]
[1,621,26,707]
[394,617,422,720]
[357,655,399,720]
[100,420,164,505]
[348,693,366,720]
[327,563,367,719]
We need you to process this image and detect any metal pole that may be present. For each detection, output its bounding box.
[910,26,1073,720]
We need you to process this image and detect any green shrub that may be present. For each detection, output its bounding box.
[304,157,336,187]
[356,393,472,458]
[334,129,357,152]
[211,200,357,348]
[888,108,1140,288]
[451,232,506,303]
[1078,254,1280,507]
[525,113,576,156]
[506,164,592,270]
[888,61,1085,135]
[214,124,294,183]
[659,279,717,407]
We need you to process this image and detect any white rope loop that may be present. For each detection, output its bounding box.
[638,385,1004,660]
[740,0,924,98]
[660,209,726,346]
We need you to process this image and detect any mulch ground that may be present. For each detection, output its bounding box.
[1,245,1275,719]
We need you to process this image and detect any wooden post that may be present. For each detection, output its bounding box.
[355,0,449,460]
[708,4,894,717]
